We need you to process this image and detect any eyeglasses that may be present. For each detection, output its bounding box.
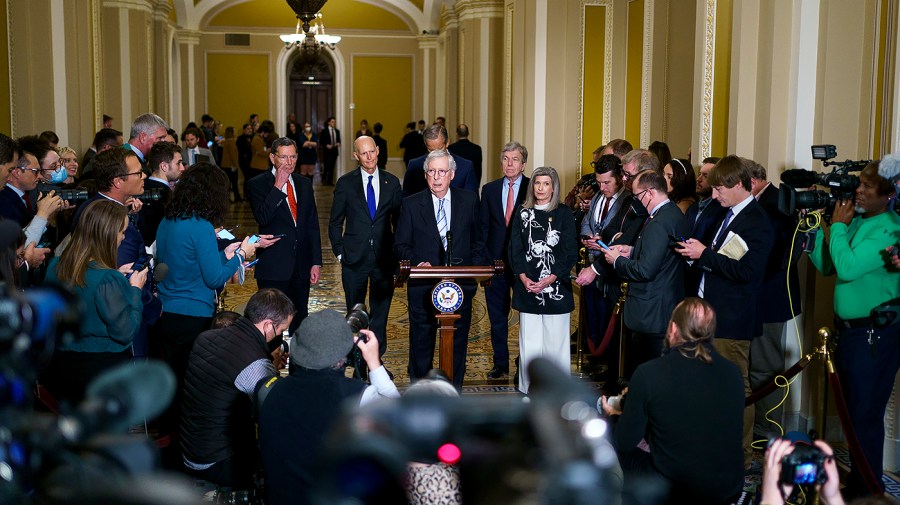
[622,171,638,181]
[425,169,451,178]
[274,154,298,162]
[119,169,145,179]
[17,167,40,175]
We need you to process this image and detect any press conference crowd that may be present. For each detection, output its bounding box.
[0,110,898,505]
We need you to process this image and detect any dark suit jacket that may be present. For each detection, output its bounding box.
[402,153,478,199]
[448,139,483,184]
[328,168,402,271]
[693,197,773,340]
[755,183,802,322]
[480,175,529,263]
[613,201,688,334]
[372,134,389,170]
[394,188,487,269]
[0,186,33,227]
[246,171,322,281]
[684,197,727,296]
[137,178,173,245]
[399,131,426,165]
[319,127,341,159]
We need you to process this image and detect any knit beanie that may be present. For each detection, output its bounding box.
[291,309,353,369]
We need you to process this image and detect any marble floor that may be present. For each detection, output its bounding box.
[222,179,584,389]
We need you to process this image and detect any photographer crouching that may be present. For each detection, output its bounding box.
[600,298,745,504]
[256,308,400,505]
[809,159,900,498]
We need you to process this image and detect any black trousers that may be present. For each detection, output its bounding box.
[40,349,132,407]
[624,330,664,380]
[407,281,476,388]
[152,311,212,436]
[257,274,310,334]
[483,273,512,369]
[341,263,394,356]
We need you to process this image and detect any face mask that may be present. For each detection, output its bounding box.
[305,127,312,133]
[49,167,68,184]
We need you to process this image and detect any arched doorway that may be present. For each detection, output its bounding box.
[286,51,335,136]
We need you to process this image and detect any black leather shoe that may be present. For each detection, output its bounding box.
[486,366,509,379]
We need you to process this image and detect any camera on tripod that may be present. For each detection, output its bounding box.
[777,144,870,215]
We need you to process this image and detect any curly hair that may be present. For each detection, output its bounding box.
[165,162,230,226]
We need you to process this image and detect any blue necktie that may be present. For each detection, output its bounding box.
[366,175,376,220]
[437,198,448,250]
[713,209,734,248]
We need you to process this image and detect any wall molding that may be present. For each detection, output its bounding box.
[103,0,153,14]
[639,0,653,148]
[699,0,716,161]
[578,0,613,165]
[503,2,513,143]
[456,0,504,21]
[6,0,15,135]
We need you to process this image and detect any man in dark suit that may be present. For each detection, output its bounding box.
[138,142,184,245]
[448,124,483,184]
[0,135,51,273]
[372,122,389,170]
[582,169,687,378]
[73,148,161,357]
[747,160,802,439]
[0,151,64,249]
[247,137,322,332]
[574,155,643,358]
[479,141,530,378]
[182,127,217,167]
[399,121,426,167]
[329,136,402,356]
[676,155,773,468]
[683,157,727,296]
[403,125,478,198]
[319,117,341,186]
[122,113,169,173]
[394,149,487,388]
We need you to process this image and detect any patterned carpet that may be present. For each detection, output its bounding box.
[223,181,582,389]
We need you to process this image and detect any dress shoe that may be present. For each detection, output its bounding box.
[486,366,509,379]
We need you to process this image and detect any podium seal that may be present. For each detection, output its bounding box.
[432,281,464,313]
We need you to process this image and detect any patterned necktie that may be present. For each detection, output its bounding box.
[504,181,515,225]
[286,182,298,222]
[598,196,612,226]
[437,198,448,250]
[366,175,377,220]
[713,209,734,248]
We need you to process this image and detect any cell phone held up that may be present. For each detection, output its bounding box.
[126,254,152,279]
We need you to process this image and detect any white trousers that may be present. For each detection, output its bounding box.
[518,312,570,394]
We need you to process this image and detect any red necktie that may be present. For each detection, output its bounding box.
[286,183,298,222]
[504,181,515,225]
[598,197,612,225]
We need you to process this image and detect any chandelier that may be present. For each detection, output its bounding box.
[280,12,340,51]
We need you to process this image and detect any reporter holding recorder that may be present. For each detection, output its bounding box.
[153,163,278,431]
[41,199,146,405]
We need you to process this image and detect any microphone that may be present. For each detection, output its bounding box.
[445,231,454,267]
[781,169,819,189]
[152,263,169,283]
[59,360,175,441]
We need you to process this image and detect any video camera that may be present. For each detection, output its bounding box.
[778,144,870,215]
[0,282,190,504]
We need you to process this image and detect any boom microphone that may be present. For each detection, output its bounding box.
[780,169,819,189]
[60,360,175,441]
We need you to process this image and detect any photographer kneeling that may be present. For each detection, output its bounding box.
[257,308,400,505]
[809,159,900,497]
[601,297,744,504]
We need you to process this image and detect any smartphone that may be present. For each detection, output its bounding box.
[596,239,610,250]
[126,254,152,279]
[244,258,260,268]
[271,234,286,239]
[206,141,214,148]
[248,235,261,244]
[37,241,51,249]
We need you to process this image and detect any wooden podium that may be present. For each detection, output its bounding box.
[395,260,505,382]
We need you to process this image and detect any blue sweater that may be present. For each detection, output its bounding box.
[156,216,242,317]
[45,258,142,353]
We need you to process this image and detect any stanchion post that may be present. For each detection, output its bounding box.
[573,247,588,378]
